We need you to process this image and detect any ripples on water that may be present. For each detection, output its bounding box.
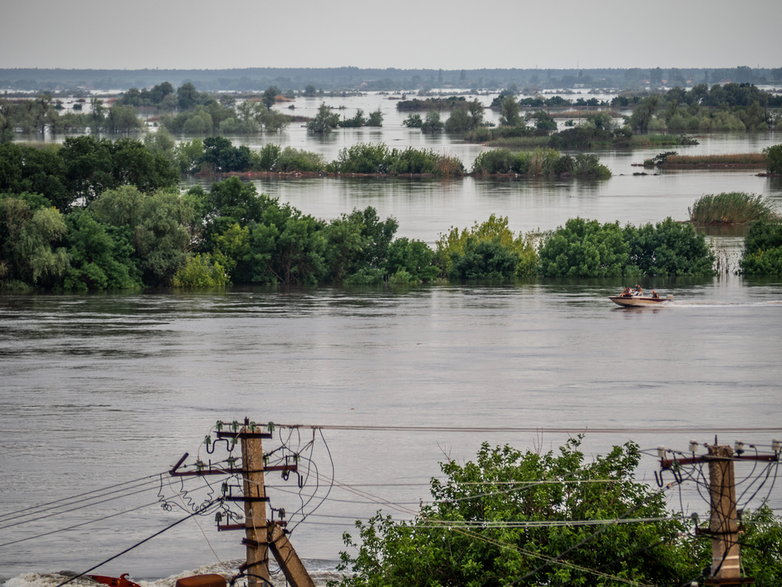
[1,282,781,582]
[3,93,782,583]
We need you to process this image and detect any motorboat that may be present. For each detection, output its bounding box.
[609,292,673,307]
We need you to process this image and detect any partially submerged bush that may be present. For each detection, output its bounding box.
[740,219,782,275]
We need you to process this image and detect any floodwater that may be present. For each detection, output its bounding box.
[2,92,782,585]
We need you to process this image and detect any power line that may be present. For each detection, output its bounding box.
[272,423,782,434]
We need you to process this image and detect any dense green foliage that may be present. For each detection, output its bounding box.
[435,215,538,281]
[539,217,715,278]
[765,144,782,175]
[471,149,610,179]
[307,104,341,134]
[0,137,179,211]
[628,84,776,132]
[327,144,464,177]
[740,219,782,275]
[689,192,777,225]
[334,438,703,586]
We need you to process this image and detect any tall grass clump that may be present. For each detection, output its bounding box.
[689,192,777,225]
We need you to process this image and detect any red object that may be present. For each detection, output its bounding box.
[88,574,142,587]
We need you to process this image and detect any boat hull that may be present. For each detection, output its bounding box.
[609,295,672,307]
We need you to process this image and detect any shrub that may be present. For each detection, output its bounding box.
[539,218,628,277]
[572,153,611,179]
[172,252,229,288]
[435,214,538,280]
[765,144,782,174]
[328,143,392,174]
[274,147,325,172]
[625,218,715,276]
[740,219,782,275]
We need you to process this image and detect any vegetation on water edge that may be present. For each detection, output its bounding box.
[0,169,716,293]
[645,152,768,169]
[539,217,715,278]
[332,437,782,586]
[472,148,611,179]
[740,219,782,275]
[689,192,777,225]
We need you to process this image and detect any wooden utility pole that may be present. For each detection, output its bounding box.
[240,423,270,587]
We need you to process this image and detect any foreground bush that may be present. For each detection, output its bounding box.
[335,438,702,586]
[689,192,776,225]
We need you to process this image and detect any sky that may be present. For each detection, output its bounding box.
[1,0,780,71]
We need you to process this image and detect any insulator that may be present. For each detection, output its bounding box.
[734,440,745,455]
[204,435,211,447]
[279,508,286,520]
[232,420,239,432]
[657,446,666,459]
[268,422,275,433]
[216,420,224,431]
[195,459,205,471]
[222,482,229,495]
[689,440,698,453]
[215,512,223,523]
[772,439,781,453]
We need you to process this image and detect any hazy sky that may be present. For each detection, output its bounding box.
[1,0,780,70]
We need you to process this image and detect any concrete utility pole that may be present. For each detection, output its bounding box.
[704,444,745,585]
[220,420,315,587]
[170,420,316,587]
[658,441,779,586]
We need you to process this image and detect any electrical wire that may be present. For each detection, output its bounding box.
[272,423,782,434]
[55,498,221,587]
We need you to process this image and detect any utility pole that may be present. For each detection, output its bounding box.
[659,440,779,586]
[239,421,270,587]
[218,419,315,587]
[172,419,315,587]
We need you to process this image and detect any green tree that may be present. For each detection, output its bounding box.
[307,103,340,134]
[765,144,782,174]
[0,143,71,211]
[436,215,538,280]
[0,195,68,288]
[104,104,142,133]
[262,85,281,109]
[177,82,200,110]
[499,96,522,127]
[539,218,629,277]
[740,219,782,275]
[172,252,229,289]
[335,438,700,586]
[366,109,384,127]
[625,218,715,276]
[63,209,140,291]
[90,185,195,286]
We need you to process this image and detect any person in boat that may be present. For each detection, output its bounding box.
[621,287,632,297]
[651,290,659,299]
[633,284,644,296]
